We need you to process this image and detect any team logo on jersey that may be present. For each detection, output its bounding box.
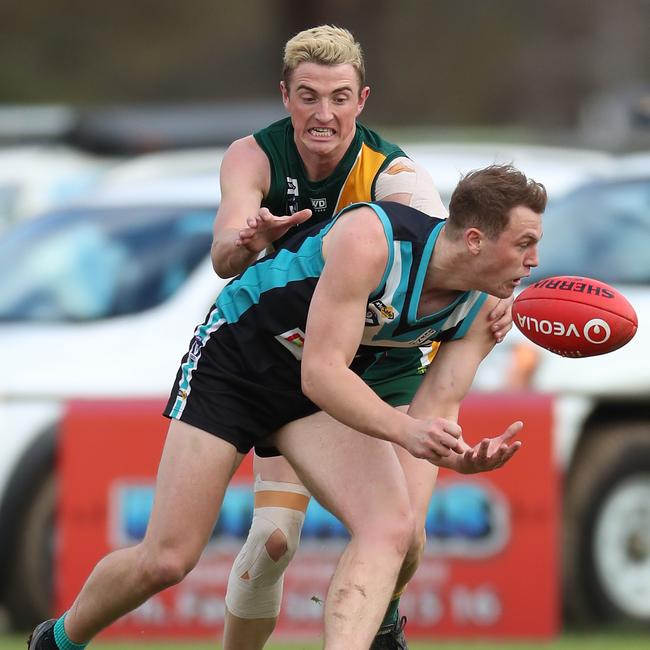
[188,336,203,361]
[275,327,306,360]
[409,328,438,346]
[286,177,299,195]
[286,177,300,215]
[366,300,397,325]
[310,197,327,212]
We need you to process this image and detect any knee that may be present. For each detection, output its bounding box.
[392,508,418,557]
[404,526,426,569]
[231,507,304,585]
[225,518,304,619]
[355,506,416,559]
[138,544,199,591]
[264,527,291,563]
[225,486,308,619]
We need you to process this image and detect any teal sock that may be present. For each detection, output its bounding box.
[53,614,88,650]
[378,597,400,633]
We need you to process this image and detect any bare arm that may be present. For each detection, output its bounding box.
[211,136,312,278]
[301,208,463,460]
[407,299,522,473]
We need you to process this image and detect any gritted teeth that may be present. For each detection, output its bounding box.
[309,127,335,136]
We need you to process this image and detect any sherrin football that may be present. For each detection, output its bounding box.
[512,276,638,358]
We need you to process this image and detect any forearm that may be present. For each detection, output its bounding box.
[302,364,412,446]
[211,231,259,278]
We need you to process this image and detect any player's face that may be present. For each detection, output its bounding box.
[479,206,542,298]
[281,62,370,161]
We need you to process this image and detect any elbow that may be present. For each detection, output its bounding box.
[211,244,232,279]
[301,362,320,403]
[213,260,230,279]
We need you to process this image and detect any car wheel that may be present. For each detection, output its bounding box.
[564,422,650,627]
[4,470,56,630]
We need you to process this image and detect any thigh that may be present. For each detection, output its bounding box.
[253,451,304,485]
[273,412,411,531]
[145,419,245,556]
[391,405,439,529]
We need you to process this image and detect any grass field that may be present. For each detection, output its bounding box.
[4,632,650,650]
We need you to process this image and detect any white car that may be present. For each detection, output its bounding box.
[404,141,613,204]
[0,174,227,628]
[0,145,626,630]
[0,145,114,232]
[474,169,650,627]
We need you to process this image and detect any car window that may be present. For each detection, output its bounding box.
[531,178,650,285]
[0,205,215,321]
[0,183,19,229]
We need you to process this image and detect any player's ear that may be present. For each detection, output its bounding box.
[280,81,290,108]
[356,86,371,115]
[466,228,483,255]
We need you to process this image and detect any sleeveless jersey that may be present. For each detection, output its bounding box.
[254,117,406,248]
[181,202,487,400]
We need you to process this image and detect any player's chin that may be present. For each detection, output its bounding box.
[492,286,515,299]
[305,140,336,154]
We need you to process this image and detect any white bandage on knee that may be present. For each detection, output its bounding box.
[375,157,448,217]
[225,477,310,619]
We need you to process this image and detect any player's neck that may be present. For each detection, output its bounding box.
[423,231,475,294]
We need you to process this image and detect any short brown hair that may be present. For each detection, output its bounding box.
[282,25,365,89]
[447,164,547,239]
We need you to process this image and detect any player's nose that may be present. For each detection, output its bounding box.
[315,99,334,121]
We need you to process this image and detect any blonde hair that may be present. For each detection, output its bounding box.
[283,25,365,89]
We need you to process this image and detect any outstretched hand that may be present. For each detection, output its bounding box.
[458,420,523,474]
[488,295,514,343]
[236,207,313,253]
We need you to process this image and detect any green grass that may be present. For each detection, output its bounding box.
[5,632,650,650]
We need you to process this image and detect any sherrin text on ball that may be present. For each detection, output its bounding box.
[512,275,637,357]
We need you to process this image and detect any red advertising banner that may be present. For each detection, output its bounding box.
[57,393,558,640]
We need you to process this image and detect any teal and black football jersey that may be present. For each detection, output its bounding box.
[197,202,486,388]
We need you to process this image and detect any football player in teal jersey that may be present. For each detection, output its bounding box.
[29,164,544,650]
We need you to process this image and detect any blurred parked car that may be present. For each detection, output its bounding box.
[0,145,114,232]
[475,169,650,627]
[404,142,613,205]
[0,174,226,628]
[98,147,225,187]
[0,145,628,630]
[98,140,612,207]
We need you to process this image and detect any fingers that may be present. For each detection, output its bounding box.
[291,208,313,224]
[488,296,514,343]
[465,424,523,471]
[258,207,313,225]
[436,432,464,456]
[500,420,524,442]
[488,299,505,322]
[488,441,522,469]
[488,438,522,466]
[440,419,462,438]
[491,320,513,343]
